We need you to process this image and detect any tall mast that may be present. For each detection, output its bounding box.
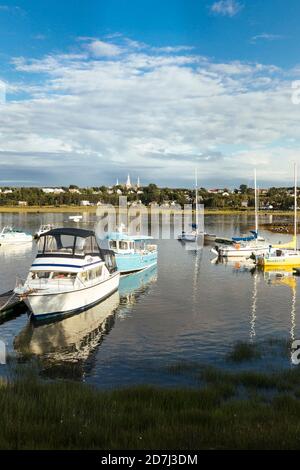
[195,168,198,234]
[254,168,258,236]
[294,162,298,249]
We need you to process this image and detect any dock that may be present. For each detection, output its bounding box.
[0,290,26,321]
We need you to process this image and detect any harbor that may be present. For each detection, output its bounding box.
[0,210,299,388]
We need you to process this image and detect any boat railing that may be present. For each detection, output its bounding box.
[26,277,76,292]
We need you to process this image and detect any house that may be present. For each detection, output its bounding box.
[42,188,65,194]
[69,188,81,194]
[3,189,13,194]
[18,201,28,206]
[80,200,91,206]
[241,201,248,208]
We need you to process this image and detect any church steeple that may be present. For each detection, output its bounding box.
[137,176,140,188]
[126,174,131,189]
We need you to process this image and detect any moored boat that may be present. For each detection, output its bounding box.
[0,226,33,246]
[103,230,157,274]
[14,228,120,321]
[256,164,300,268]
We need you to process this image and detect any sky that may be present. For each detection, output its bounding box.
[1,0,300,188]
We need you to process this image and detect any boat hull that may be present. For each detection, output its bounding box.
[218,246,268,258]
[257,256,300,268]
[115,251,157,274]
[24,272,120,321]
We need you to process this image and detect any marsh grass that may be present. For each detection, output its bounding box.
[2,364,300,449]
[226,341,262,363]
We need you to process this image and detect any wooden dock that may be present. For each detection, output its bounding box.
[0,290,26,320]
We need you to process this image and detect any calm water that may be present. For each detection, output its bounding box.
[0,212,299,388]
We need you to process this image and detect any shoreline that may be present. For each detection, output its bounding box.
[0,205,295,216]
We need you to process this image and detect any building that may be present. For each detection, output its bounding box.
[69,188,81,194]
[80,200,91,206]
[18,201,28,206]
[42,188,65,194]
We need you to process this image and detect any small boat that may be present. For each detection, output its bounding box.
[34,224,54,239]
[178,169,203,242]
[256,164,300,268]
[0,226,33,246]
[69,215,83,223]
[103,227,157,274]
[14,227,120,321]
[216,170,269,258]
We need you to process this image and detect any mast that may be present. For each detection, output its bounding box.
[294,162,298,249]
[254,169,258,238]
[195,168,198,235]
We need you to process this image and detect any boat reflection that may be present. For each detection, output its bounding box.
[14,266,157,378]
[14,292,120,375]
[262,267,297,343]
[119,265,157,309]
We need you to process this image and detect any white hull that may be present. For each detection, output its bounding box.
[25,272,120,320]
[218,245,268,258]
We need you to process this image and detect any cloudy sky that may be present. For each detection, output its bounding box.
[1,0,300,188]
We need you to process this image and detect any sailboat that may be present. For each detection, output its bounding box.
[216,170,269,258]
[178,169,199,242]
[256,163,300,268]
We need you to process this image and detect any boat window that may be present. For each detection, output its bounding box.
[110,240,117,249]
[52,272,76,279]
[87,265,103,280]
[119,241,128,250]
[31,271,51,279]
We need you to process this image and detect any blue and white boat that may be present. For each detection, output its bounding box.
[102,229,158,274]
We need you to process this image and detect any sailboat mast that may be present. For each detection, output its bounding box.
[195,168,198,235]
[254,168,258,236]
[294,162,298,250]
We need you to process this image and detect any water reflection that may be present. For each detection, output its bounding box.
[119,266,157,310]
[263,268,297,343]
[14,292,120,374]
[14,266,158,378]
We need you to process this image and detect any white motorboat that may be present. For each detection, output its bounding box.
[14,227,120,321]
[216,242,269,258]
[34,224,54,238]
[0,226,33,246]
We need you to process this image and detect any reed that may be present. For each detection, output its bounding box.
[2,367,300,449]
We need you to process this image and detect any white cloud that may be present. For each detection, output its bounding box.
[1,37,300,186]
[250,33,285,44]
[84,39,122,57]
[211,0,243,17]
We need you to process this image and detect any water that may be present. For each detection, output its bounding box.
[0,212,299,388]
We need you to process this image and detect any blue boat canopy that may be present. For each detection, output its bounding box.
[232,230,258,242]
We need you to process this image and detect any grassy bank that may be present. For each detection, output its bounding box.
[2,363,300,449]
[0,205,294,216]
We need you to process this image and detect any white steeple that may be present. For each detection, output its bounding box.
[137,176,140,188]
[126,174,131,189]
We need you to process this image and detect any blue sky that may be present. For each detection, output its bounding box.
[0,0,300,187]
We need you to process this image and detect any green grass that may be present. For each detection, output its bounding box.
[3,365,300,449]
[226,341,262,363]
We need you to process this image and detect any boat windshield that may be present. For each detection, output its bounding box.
[38,233,101,257]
